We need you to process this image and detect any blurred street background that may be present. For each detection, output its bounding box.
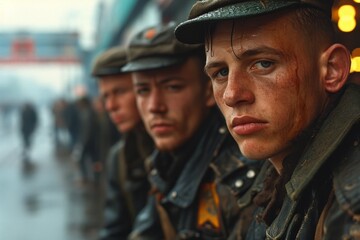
[0,106,103,240]
[0,0,359,239]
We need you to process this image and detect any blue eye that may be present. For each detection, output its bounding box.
[218,68,229,77]
[255,60,273,69]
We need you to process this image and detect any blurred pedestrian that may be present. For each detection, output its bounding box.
[74,95,100,186]
[92,45,154,240]
[51,98,68,154]
[124,23,262,240]
[63,99,80,153]
[19,101,38,164]
[175,0,360,238]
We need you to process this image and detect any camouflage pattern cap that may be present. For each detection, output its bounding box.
[175,0,334,44]
[91,46,127,77]
[122,22,203,72]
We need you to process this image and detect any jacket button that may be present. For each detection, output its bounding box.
[354,140,359,147]
[151,169,157,176]
[219,127,226,134]
[171,191,177,199]
[235,179,244,188]
[344,183,356,191]
[246,169,256,179]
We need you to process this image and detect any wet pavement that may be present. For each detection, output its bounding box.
[0,108,104,240]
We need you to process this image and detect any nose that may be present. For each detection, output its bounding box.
[105,95,118,112]
[223,70,254,107]
[148,89,167,114]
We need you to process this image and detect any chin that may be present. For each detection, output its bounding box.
[116,126,124,133]
[238,143,269,160]
[155,143,175,152]
[154,139,178,152]
[118,124,133,134]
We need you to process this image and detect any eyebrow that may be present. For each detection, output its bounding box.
[204,62,224,75]
[205,46,284,73]
[239,46,284,58]
[158,77,184,84]
[134,76,184,86]
[133,81,147,86]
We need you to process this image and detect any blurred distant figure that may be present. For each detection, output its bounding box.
[51,98,68,153]
[19,102,38,164]
[74,96,100,186]
[63,99,79,152]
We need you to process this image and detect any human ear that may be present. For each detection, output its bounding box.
[320,43,351,93]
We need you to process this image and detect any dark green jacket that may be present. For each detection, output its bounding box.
[246,83,360,240]
[130,107,262,240]
[99,126,154,240]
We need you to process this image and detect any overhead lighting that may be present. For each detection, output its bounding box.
[352,48,360,57]
[350,57,360,72]
[338,5,357,32]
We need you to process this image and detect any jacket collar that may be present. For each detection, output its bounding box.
[286,84,360,200]
[149,107,228,208]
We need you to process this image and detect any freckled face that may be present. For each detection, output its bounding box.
[98,74,141,133]
[132,57,215,151]
[205,13,328,164]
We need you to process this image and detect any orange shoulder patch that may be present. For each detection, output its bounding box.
[197,182,221,232]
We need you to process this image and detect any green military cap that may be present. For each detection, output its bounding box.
[121,22,203,72]
[175,0,334,44]
[91,46,127,77]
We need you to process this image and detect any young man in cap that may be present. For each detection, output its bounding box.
[123,22,263,240]
[92,46,154,240]
[175,0,360,239]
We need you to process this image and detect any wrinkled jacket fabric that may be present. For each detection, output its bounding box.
[130,107,262,240]
[245,83,360,240]
[99,127,154,240]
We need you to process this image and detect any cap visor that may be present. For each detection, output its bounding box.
[175,0,299,44]
[92,68,125,77]
[122,56,185,72]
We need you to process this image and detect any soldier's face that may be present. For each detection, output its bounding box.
[205,13,328,167]
[132,57,215,151]
[99,74,141,133]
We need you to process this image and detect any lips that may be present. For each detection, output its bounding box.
[150,121,174,135]
[231,116,267,135]
[111,114,123,124]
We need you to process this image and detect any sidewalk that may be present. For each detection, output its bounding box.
[0,108,104,240]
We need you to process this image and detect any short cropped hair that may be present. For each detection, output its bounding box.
[291,7,337,47]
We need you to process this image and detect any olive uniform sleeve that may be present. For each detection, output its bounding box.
[128,195,164,240]
[98,142,133,240]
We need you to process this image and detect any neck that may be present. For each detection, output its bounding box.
[269,96,338,175]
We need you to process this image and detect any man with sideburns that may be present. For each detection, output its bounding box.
[175,0,360,239]
[123,22,263,240]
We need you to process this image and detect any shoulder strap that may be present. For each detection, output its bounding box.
[154,193,177,240]
[118,148,136,222]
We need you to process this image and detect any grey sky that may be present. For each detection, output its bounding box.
[0,0,100,49]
